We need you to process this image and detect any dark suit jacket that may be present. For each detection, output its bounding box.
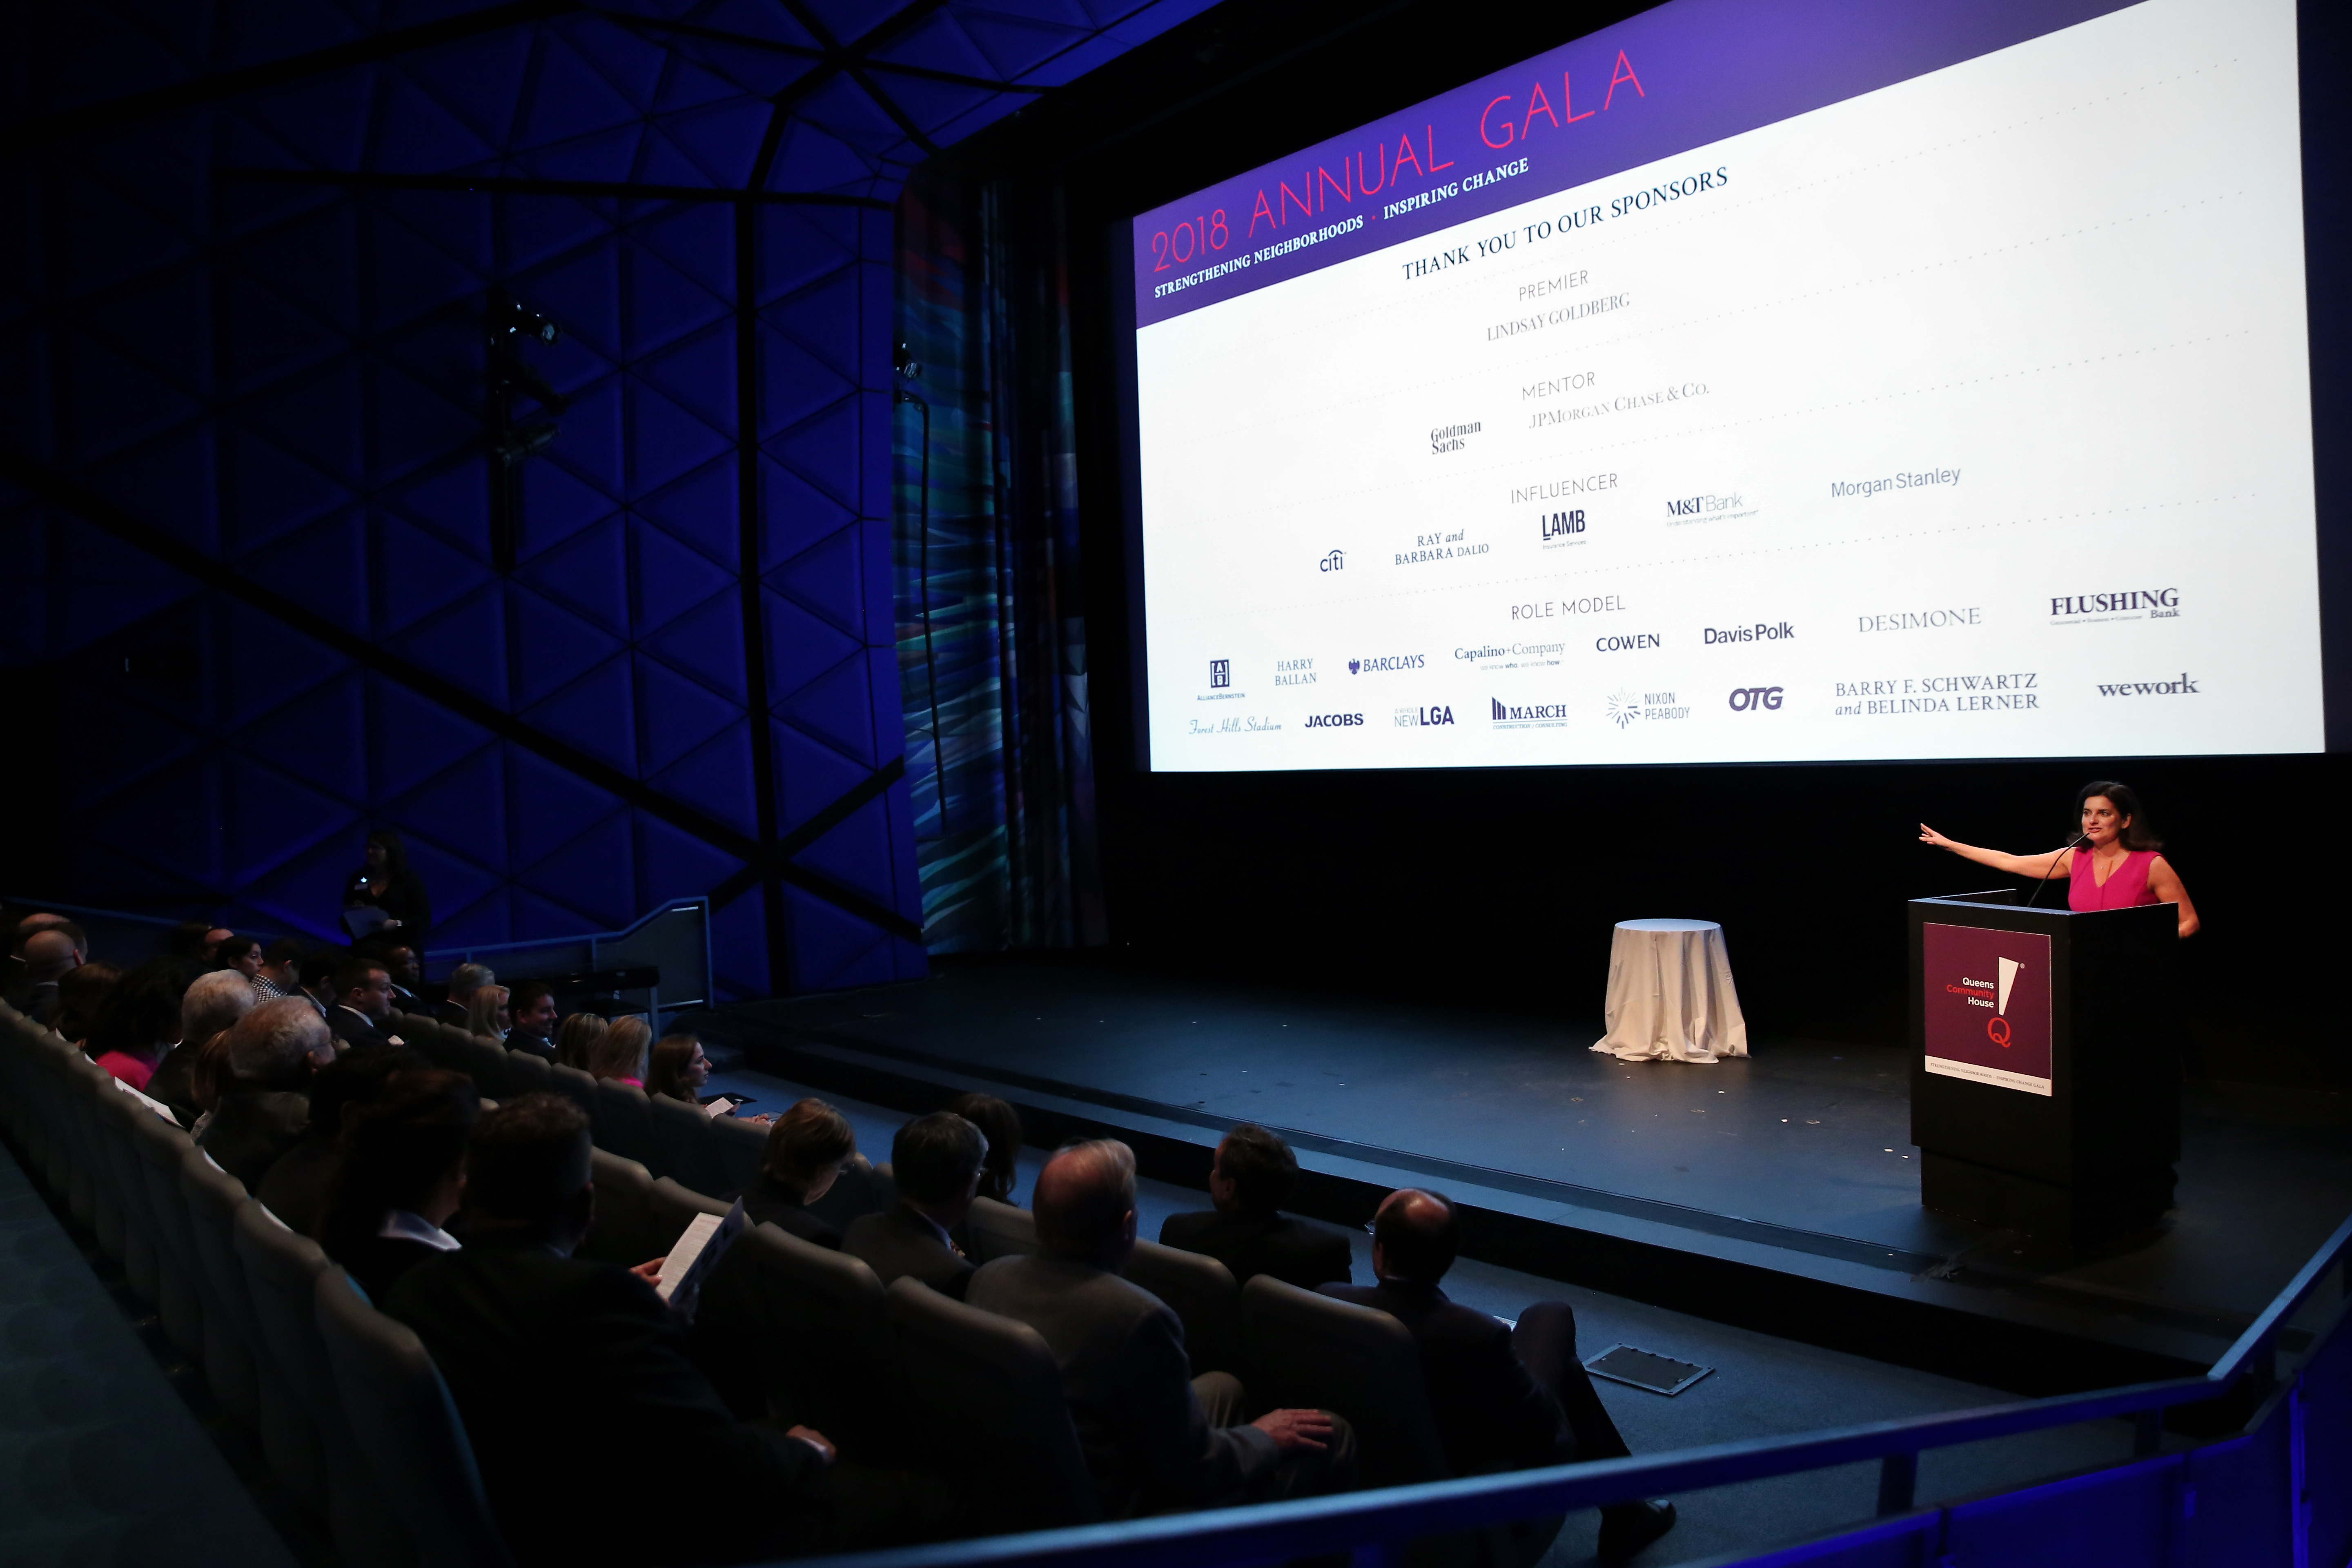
[431,998,472,1029]
[198,1090,314,1189]
[507,1029,557,1063]
[742,1172,841,1250]
[1159,1209,1353,1290]
[1321,1280,1566,1476]
[385,1239,824,1568]
[144,1044,201,1126]
[328,1007,397,1053]
[338,1231,447,1303]
[256,1133,341,1237]
[969,1253,1278,1517]
[9,980,60,1027]
[842,1204,971,1299]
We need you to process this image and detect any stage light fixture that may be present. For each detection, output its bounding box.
[493,294,561,346]
[893,339,920,381]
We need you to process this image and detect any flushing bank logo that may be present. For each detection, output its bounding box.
[1959,959,2025,1046]
[1320,550,1345,572]
[1394,705,1456,727]
[2050,588,2178,624]
[1490,697,1568,729]
[1349,653,1426,675]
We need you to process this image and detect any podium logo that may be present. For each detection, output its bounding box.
[1988,957,2022,1045]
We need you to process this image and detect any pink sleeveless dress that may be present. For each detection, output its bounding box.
[2068,849,2161,911]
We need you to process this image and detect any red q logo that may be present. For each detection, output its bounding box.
[1986,1017,2012,1047]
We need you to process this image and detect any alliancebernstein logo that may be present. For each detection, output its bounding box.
[1491,697,1568,729]
[2096,672,2198,697]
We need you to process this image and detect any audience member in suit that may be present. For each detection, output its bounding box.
[743,1098,860,1247]
[842,1111,986,1300]
[132,967,253,1111]
[586,1015,651,1085]
[343,826,432,948]
[506,981,559,1057]
[319,1069,479,1299]
[969,1140,1355,1518]
[50,960,121,1047]
[361,936,427,1015]
[1160,1123,1353,1291]
[467,983,511,1040]
[554,1009,607,1071]
[296,948,344,1018]
[385,1095,956,1565]
[8,926,81,1026]
[1322,1189,1676,1561]
[256,1047,428,1238]
[198,998,335,1187]
[437,962,494,1029]
[250,937,306,1001]
[327,956,402,1053]
[946,1091,1023,1204]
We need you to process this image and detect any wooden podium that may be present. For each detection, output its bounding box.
[1909,890,2178,1246]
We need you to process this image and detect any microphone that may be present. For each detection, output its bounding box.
[2022,832,2088,909]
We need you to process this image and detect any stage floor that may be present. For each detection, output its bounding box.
[710,954,2352,1372]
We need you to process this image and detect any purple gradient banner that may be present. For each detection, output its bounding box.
[1131,0,2138,329]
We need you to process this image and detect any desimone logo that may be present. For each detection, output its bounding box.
[1728,686,1784,711]
[1304,712,1364,728]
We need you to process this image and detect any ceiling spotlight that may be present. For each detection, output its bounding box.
[493,294,561,346]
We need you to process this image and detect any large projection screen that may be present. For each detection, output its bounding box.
[1127,0,2322,771]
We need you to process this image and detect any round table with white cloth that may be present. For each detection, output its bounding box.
[1591,918,1749,1063]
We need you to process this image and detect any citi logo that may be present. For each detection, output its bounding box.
[2096,673,2198,696]
[1304,713,1364,727]
[1542,509,1586,539]
[1728,686,1784,711]
[1395,706,1456,727]
[1321,550,1345,572]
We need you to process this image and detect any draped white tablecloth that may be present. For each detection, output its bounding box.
[1591,918,1749,1063]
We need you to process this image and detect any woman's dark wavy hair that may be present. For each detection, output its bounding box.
[365,827,412,876]
[2077,780,2162,851]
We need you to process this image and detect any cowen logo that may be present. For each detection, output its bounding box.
[2097,672,2199,697]
[2051,588,2178,622]
[1304,713,1363,728]
[1727,686,1783,711]
[1491,697,1568,729]
[1349,654,1426,675]
[1394,705,1456,727]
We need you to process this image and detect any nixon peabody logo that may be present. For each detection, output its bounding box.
[1303,712,1363,728]
[1490,697,1568,729]
[1607,688,1690,728]
[1394,705,1456,728]
[1727,685,1783,711]
[1349,653,1426,675]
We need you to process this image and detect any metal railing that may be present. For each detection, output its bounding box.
[426,897,713,1032]
[808,1212,2352,1568]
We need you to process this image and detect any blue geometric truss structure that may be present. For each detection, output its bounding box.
[0,0,1217,998]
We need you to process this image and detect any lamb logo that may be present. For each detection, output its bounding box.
[1987,957,2021,1046]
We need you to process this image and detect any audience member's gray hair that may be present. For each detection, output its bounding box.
[1034,1139,1138,1259]
[181,969,256,1046]
[446,962,494,1000]
[225,996,331,1084]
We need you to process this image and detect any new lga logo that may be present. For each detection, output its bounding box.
[1490,697,1568,729]
[1394,706,1456,727]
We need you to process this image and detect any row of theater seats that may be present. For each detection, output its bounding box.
[0,1001,1553,1562]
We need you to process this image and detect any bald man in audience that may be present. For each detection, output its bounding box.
[1322,1189,1676,1561]
[8,927,80,1026]
[966,1139,1355,1517]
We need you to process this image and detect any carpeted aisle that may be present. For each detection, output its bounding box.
[0,1138,294,1568]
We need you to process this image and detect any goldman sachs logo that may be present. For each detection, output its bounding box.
[1491,696,1568,729]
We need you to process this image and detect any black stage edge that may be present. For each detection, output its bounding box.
[688,956,2352,1421]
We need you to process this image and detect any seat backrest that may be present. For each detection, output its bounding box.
[1240,1275,1451,1491]
[391,1013,456,1068]
[646,1091,733,1197]
[501,1049,552,1097]
[708,1113,766,1195]
[315,1266,515,1567]
[1123,1239,1244,1378]
[547,1062,599,1119]
[647,1174,728,1255]
[732,1223,902,1458]
[589,1078,661,1170]
[449,1031,511,1098]
[965,1195,1040,1263]
[885,1276,1100,1532]
[580,1149,660,1267]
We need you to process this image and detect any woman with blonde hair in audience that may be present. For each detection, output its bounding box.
[465,983,510,1040]
[743,1098,861,1247]
[554,1010,606,1070]
[586,1015,652,1087]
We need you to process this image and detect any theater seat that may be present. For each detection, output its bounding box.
[709,1112,766,1194]
[501,1049,552,1097]
[125,1091,208,1357]
[965,1195,1040,1263]
[591,1078,662,1170]
[647,1090,733,1197]
[94,1073,164,1304]
[448,1031,512,1097]
[547,1062,599,1119]
[579,1149,661,1268]
[391,1013,455,1069]
[733,1222,904,1460]
[648,1174,728,1250]
[1241,1275,1449,1490]
[1124,1239,1243,1378]
[886,1276,1100,1532]
[316,1265,514,1567]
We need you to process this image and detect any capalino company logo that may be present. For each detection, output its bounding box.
[1728,686,1784,711]
[1349,654,1427,675]
[1304,712,1365,727]
[1394,705,1456,727]
[1209,659,1229,688]
[1704,621,1794,645]
[2051,588,2178,621]
[1491,697,1568,729]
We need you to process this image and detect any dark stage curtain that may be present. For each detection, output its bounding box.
[894,168,1104,953]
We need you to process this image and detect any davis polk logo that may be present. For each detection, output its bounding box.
[1395,705,1456,727]
[2051,588,2178,621]
[1304,713,1363,728]
[1728,686,1783,711]
[1320,550,1345,572]
[1490,696,1568,729]
[1704,621,1793,645]
[1209,659,1230,689]
[2097,673,2198,697]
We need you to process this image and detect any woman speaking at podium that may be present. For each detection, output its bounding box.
[1918,780,2200,938]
